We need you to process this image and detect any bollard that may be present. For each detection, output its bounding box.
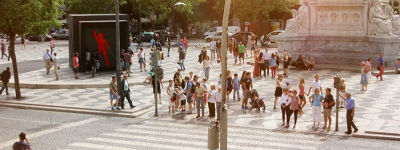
[208,121,219,150]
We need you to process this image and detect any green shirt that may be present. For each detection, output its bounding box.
[110,81,117,95]
[238,44,245,53]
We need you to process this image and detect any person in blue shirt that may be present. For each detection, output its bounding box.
[13,132,31,150]
[376,53,384,81]
[340,93,358,134]
[308,88,324,129]
[232,73,241,101]
[184,76,194,114]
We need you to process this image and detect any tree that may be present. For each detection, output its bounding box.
[66,0,127,14]
[0,0,62,99]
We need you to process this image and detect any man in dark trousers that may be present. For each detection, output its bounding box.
[120,75,135,109]
[0,67,11,95]
[341,93,358,134]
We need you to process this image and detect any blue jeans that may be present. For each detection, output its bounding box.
[204,67,210,80]
[180,59,185,70]
[233,88,240,100]
[196,97,205,116]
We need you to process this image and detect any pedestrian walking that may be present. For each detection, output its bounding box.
[376,53,384,81]
[279,88,291,128]
[7,46,11,61]
[178,46,186,71]
[299,78,307,115]
[307,74,323,96]
[42,49,52,75]
[13,132,31,150]
[241,72,253,109]
[121,75,135,109]
[1,40,6,59]
[21,37,25,49]
[262,48,271,77]
[238,42,245,64]
[195,82,207,119]
[270,53,277,78]
[283,50,291,78]
[360,61,369,91]
[202,55,213,80]
[50,38,55,54]
[233,73,241,101]
[210,39,216,61]
[216,39,222,61]
[53,53,59,80]
[138,48,146,72]
[167,34,171,57]
[253,50,261,78]
[208,85,217,118]
[273,75,283,110]
[109,76,121,110]
[289,90,300,128]
[123,50,133,76]
[309,88,324,129]
[233,42,239,64]
[90,52,100,77]
[182,36,189,54]
[226,70,233,101]
[0,67,11,95]
[72,52,79,79]
[323,88,335,130]
[275,52,280,76]
[184,76,194,113]
[340,93,358,135]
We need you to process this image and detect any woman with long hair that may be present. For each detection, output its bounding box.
[274,75,283,110]
[299,78,306,115]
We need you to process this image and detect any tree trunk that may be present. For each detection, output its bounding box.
[9,34,22,99]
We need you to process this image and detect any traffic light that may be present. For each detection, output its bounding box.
[150,52,159,67]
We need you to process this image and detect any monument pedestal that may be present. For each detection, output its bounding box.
[279,35,399,66]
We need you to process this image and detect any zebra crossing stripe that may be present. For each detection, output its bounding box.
[113,127,318,150]
[103,133,205,147]
[87,137,205,150]
[70,142,139,150]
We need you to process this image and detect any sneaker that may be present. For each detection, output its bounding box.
[111,107,115,111]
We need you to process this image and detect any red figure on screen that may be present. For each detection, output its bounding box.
[94,30,110,66]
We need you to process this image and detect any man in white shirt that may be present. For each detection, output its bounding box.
[121,75,135,109]
[308,74,323,96]
[215,87,222,121]
[279,88,291,127]
[209,39,216,61]
[43,49,52,75]
[263,48,271,77]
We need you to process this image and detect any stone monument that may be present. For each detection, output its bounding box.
[279,0,400,67]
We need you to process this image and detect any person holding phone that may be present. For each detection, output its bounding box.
[13,132,31,150]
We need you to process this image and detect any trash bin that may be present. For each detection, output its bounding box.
[208,121,219,150]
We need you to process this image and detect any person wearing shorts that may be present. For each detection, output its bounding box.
[109,76,120,110]
[184,77,194,114]
[177,87,186,112]
[72,52,79,79]
[323,88,334,130]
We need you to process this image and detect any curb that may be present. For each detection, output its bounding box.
[0,101,153,118]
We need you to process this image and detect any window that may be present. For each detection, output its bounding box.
[209,28,216,32]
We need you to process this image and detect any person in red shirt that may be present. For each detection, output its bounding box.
[73,52,79,79]
[182,37,189,54]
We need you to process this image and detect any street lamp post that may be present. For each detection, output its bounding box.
[116,0,121,96]
[220,0,231,149]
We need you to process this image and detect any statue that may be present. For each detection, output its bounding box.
[369,0,393,36]
[381,0,400,34]
[285,0,310,35]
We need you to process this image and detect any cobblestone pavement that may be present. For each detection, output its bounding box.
[1,40,399,138]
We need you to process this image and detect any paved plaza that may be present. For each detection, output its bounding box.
[0,39,399,141]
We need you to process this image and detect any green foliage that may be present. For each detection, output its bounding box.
[66,0,127,14]
[0,0,62,35]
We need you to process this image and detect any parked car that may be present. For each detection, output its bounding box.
[0,34,7,39]
[51,29,69,40]
[204,26,240,37]
[267,30,285,48]
[141,32,156,42]
[27,34,52,42]
[204,32,233,42]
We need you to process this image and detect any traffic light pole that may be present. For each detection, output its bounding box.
[154,66,159,117]
[220,0,231,149]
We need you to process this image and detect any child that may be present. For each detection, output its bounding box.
[178,87,187,112]
[166,80,175,114]
[233,73,240,101]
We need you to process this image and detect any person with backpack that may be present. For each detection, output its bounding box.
[13,132,31,150]
[178,46,186,71]
[0,67,11,95]
[198,47,207,64]
[323,88,335,130]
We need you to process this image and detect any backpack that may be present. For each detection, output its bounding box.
[191,83,196,93]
